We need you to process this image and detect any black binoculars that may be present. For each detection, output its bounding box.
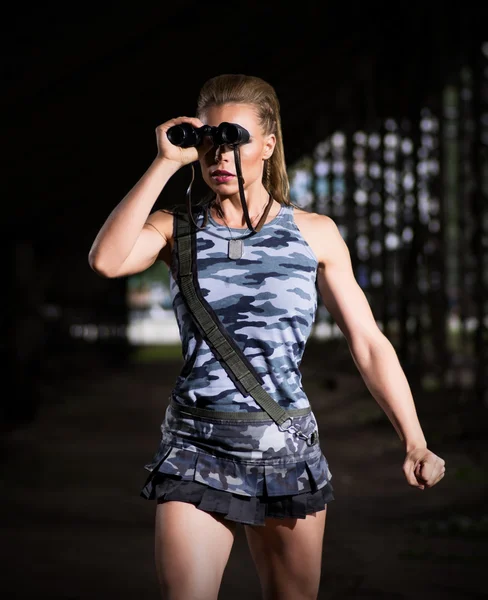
[166,121,250,148]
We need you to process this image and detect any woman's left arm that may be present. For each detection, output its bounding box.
[314,215,446,490]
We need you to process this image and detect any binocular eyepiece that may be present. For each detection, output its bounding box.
[166,121,250,148]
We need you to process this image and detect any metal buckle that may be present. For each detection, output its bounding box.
[278,418,318,446]
[277,418,295,433]
[308,430,319,446]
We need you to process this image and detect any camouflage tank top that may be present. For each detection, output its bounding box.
[168,202,319,412]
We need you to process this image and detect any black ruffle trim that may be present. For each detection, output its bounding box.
[149,473,335,526]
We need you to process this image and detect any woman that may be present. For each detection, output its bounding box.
[89,74,446,600]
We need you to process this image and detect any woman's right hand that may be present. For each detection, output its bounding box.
[155,116,212,168]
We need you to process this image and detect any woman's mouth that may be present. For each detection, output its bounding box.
[211,170,235,184]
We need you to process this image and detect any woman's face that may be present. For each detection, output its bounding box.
[198,103,275,198]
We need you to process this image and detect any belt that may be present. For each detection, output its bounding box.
[170,399,312,421]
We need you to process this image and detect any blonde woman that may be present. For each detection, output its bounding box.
[89,73,446,600]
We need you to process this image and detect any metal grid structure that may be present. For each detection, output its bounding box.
[290,43,488,401]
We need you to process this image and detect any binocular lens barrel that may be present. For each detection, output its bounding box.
[166,123,200,148]
[214,123,250,145]
[166,122,250,148]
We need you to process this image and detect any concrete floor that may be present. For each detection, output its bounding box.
[1,352,486,599]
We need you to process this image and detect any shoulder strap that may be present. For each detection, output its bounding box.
[173,208,293,427]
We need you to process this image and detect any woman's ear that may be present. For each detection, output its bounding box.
[263,134,276,160]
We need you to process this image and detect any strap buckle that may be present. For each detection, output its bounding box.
[278,418,318,446]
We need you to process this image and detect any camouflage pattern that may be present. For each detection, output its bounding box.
[171,203,320,412]
[141,203,334,501]
[141,401,333,498]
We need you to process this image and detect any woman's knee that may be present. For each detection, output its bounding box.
[155,500,236,600]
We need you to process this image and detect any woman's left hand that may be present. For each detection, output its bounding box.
[403,447,446,490]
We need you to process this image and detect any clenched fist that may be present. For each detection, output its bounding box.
[403,447,446,490]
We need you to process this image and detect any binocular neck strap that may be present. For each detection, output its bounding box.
[233,145,257,233]
[185,146,266,234]
[185,163,210,231]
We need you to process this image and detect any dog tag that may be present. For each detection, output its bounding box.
[228,239,244,259]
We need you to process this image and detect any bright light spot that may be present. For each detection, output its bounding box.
[357,234,369,247]
[354,189,368,205]
[417,160,429,176]
[354,131,368,145]
[402,227,414,242]
[353,161,367,177]
[420,117,433,132]
[369,134,381,149]
[401,138,413,154]
[384,133,399,148]
[403,172,415,190]
[385,232,400,250]
[293,169,312,186]
[369,162,381,178]
[385,198,398,212]
[332,161,345,175]
[314,160,330,177]
[331,132,346,148]
[83,324,98,342]
[370,212,382,227]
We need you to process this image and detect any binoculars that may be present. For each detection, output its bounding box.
[166,121,250,148]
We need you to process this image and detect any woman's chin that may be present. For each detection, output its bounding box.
[208,183,240,197]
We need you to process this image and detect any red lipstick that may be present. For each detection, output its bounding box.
[211,169,235,183]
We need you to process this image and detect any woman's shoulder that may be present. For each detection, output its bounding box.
[147,208,175,245]
[291,204,336,230]
[290,205,342,266]
[148,203,210,252]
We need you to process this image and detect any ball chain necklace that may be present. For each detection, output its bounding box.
[215,193,274,260]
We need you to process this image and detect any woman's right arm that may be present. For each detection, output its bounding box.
[88,116,207,278]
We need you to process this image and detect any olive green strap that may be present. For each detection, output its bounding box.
[174,209,294,427]
[170,399,311,420]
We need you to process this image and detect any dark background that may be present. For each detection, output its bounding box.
[2,3,487,599]
[4,3,486,391]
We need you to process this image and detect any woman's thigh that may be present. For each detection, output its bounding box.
[155,500,237,600]
[244,507,328,600]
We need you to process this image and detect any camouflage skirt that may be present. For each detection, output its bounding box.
[140,400,335,526]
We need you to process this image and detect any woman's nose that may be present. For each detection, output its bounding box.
[214,143,232,162]
[214,144,223,162]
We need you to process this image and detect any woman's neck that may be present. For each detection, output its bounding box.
[213,189,273,227]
